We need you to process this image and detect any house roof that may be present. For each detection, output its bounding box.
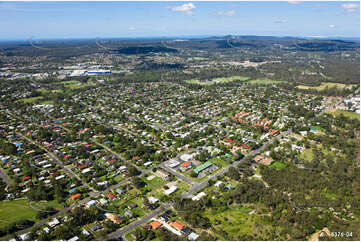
[253,155,264,162]
[194,161,213,174]
[71,193,81,199]
[148,220,162,230]
[181,162,191,167]
[172,221,184,230]
[108,193,116,199]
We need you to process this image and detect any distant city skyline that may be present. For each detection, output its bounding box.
[0,1,360,40]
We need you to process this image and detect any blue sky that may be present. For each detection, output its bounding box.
[0,1,359,40]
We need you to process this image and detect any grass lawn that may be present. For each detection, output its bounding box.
[330,110,360,120]
[114,174,125,182]
[36,88,50,94]
[247,79,283,85]
[0,198,37,227]
[297,82,356,91]
[60,80,80,85]
[325,192,337,200]
[143,174,167,191]
[40,100,54,105]
[67,83,96,89]
[269,161,286,170]
[299,149,314,161]
[202,205,282,240]
[18,96,43,103]
[173,180,190,197]
[185,76,249,86]
[209,157,228,167]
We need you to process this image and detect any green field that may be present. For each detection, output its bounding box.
[299,149,314,161]
[297,82,356,91]
[202,205,283,240]
[185,76,249,85]
[0,199,62,228]
[269,161,286,170]
[247,79,283,85]
[60,80,80,85]
[18,96,43,103]
[208,157,228,167]
[330,110,360,120]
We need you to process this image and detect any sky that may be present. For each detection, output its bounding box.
[0,1,359,40]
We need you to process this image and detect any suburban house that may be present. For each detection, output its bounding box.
[148,220,162,230]
[193,161,213,175]
[155,169,170,180]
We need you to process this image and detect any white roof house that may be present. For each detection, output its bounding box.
[87,200,97,207]
[214,181,223,188]
[164,185,178,195]
[69,236,79,241]
[119,165,127,171]
[47,218,60,228]
[55,175,65,180]
[148,196,159,204]
[180,153,194,162]
[192,192,207,201]
[144,161,152,167]
[99,198,108,205]
[168,159,180,168]
[18,232,30,241]
[81,168,92,174]
[188,232,199,241]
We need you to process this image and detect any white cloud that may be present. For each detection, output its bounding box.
[288,1,302,4]
[171,3,195,15]
[329,24,335,28]
[341,3,359,13]
[217,10,236,17]
[128,26,136,31]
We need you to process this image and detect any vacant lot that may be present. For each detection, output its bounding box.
[247,79,283,85]
[270,161,286,170]
[330,110,360,120]
[202,205,283,240]
[185,76,249,85]
[297,82,356,91]
[0,198,63,228]
[18,96,43,103]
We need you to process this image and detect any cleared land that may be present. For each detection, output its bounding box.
[0,199,61,227]
[185,76,249,85]
[202,205,283,240]
[269,161,286,170]
[330,110,360,120]
[297,82,357,91]
[247,79,283,85]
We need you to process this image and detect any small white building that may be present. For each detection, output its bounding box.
[192,192,207,201]
[188,232,199,240]
[87,200,97,208]
[47,218,60,228]
[164,185,178,195]
[18,232,30,241]
[148,196,159,204]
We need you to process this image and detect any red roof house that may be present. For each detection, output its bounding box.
[172,221,184,230]
[148,220,162,230]
[108,193,116,200]
[71,193,81,200]
[22,176,31,181]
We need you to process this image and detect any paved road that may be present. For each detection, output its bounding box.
[16,132,96,193]
[91,139,142,171]
[106,202,172,240]
[159,163,194,185]
[181,129,291,199]
[106,130,292,238]
[0,168,11,186]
